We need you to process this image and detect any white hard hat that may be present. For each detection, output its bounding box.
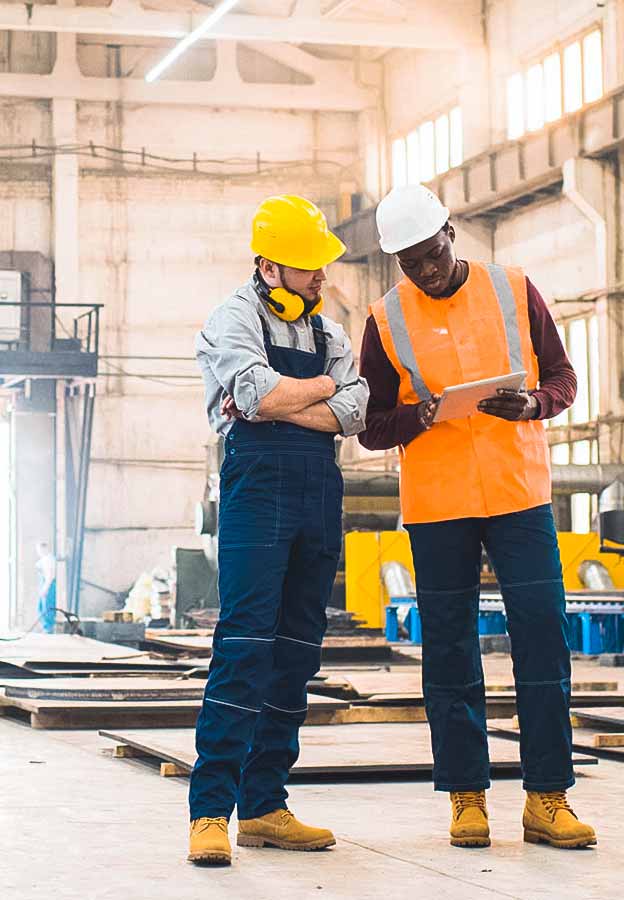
[376,184,450,254]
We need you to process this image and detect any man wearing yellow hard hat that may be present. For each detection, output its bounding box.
[188,195,369,865]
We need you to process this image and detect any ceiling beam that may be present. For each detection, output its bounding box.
[238,41,365,83]
[0,37,374,112]
[0,0,482,49]
[323,0,359,18]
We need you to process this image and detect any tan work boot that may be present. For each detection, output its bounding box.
[188,817,232,865]
[237,808,336,851]
[523,792,597,849]
[449,791,491,847]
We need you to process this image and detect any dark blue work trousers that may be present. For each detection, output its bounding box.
[189,422,343,821]
[406,503,574,793]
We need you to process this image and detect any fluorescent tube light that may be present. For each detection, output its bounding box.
[146,0,240,83]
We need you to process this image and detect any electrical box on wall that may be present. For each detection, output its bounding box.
[0,271,26,344]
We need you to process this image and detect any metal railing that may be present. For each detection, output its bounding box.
[0,301,102,355]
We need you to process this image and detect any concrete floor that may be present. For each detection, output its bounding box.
[1,718,620,900]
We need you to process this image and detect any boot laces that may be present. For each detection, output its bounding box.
[195,817,227,834]
[538,792,574,820]
[279,809,295,825]
[453,791,486,817]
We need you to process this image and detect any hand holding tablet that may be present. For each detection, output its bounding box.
[432,371,527,424]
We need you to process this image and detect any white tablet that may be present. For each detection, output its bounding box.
[433,371,527,423]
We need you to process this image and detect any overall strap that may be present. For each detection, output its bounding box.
[310,314,327,364]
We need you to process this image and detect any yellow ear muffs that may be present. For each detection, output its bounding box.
[307,296,324,316]
[266,287,304,321]
[266,288,324,321]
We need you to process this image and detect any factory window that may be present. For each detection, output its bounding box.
[548,313,600,429]
[391,138,408,188]
[391,105,463,187]
[551,439,599,534]
[506,28,603,139]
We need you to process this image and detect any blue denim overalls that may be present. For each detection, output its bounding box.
[189,314,343,821]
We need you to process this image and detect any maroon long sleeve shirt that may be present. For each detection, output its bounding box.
[358,276,577,451]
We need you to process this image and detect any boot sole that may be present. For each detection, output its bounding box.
[523,829,597,849]
[187,851,232,866]
[237,834,336,851]
[450,837,491,848]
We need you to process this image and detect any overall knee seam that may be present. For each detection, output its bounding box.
[221,636,275,643]
[205,696,261,714]
[425,677,484,690]
[264,702,308,714]
[500,578,562,589]
[418,583,480,597]
[516,677,571,687]
[275,633,322,648]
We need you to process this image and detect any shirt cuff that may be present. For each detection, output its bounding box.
[236,367,282,419]
[529,390,546,419]
[326,391,367,437]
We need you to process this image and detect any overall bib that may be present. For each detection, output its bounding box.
[189,315,344,821]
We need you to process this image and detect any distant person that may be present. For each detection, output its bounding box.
[359,184,596,850]
[35,541,56,634]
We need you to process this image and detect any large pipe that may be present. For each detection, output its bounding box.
[343,472,399,496]
[551,465,624,494]
[343,466,624,497]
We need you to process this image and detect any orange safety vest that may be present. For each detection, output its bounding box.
[370,261,552,524]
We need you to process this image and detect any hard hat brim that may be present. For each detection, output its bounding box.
[378,206,450,255]
[252,230,346,271]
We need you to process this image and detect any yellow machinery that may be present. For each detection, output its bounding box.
[345,530,624,629]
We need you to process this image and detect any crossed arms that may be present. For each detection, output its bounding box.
[222,373,341,433]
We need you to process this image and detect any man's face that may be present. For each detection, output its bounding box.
[396,225,457,297]
[262,260,326,303]
[279,265,327,303]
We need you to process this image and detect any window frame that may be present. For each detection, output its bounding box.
[506,25,604,141]
[389,102,463,188]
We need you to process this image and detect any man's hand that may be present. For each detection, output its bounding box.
[478,389,538,422]
[317,374,338,400]
[220,395,244,421]
[416,393,441,430]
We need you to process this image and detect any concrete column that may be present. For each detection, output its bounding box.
[358,106,385,204]
[458,44,491,158]
[11,382,56,630]
[562,156,622,464]
[51,33,80,305]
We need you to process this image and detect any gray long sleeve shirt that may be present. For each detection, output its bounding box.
[195,279,369,437]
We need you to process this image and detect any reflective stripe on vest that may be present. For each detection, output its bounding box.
[382,263,526,399]
[383,286,432,400]
[485,264,525,376]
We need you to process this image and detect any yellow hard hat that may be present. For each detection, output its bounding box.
[251,195,346,270]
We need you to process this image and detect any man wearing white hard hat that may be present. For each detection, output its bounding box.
[358,184,596,850]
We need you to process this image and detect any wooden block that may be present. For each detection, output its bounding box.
[343,705,425,724]
[160,762,188,777]
[593,733,624,748]
[572,681,618,693]
[113,744,152,759]
[102,611,121,622]
[513,713,580,730]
